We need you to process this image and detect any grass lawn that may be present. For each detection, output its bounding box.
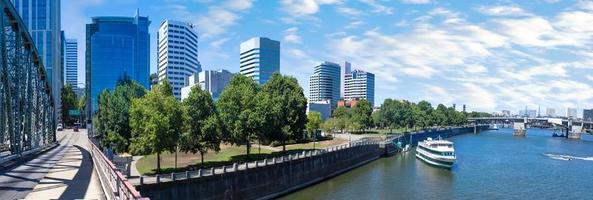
[137,144,306,175]
[284,138,348,150]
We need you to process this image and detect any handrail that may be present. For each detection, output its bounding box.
[89,138,148,200]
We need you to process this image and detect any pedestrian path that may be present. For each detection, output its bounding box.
[24,129,105,200]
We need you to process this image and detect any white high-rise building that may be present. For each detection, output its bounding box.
[64,39,78,87]
[239,37,280,85]
[180,69,233,100]
[309,61,341,107]
[157,20,201,99]
[344,69,375,106]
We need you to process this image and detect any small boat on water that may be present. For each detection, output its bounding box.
[415,137,456,168]
[489,124,499,130]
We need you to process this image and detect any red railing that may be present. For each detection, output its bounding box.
[89,139,148,200]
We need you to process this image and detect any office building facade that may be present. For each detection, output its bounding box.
[566,108,577,119]
[157,20,201,99]
[239,37,280,85]
[86,12,150,116]
[546,108,556,117]
[64,38,77,87]
[309,61,341,107]
[344,69,375,106]
[307,100,331,120]
[11,0,62,122]
[180,69,233,100]
[583,109,593,121]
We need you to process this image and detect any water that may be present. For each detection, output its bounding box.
[281,128,593,200]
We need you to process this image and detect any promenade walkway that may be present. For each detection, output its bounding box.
[0,129,105,200]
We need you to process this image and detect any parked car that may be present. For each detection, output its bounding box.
[57,123,63,131]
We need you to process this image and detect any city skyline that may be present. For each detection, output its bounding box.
[62,0,593,112]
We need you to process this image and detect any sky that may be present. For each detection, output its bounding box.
[63,0,593,116]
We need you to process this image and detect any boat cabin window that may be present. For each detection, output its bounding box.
[442,152,454,156]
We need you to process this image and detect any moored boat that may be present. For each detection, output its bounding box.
[415,137,456,168]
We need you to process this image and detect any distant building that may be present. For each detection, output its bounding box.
[462,104,466,112]
[583,109,593,121]
[502,110,511,116]
[239,37,280,85]
[180,69,233,101]
[12,0,62,123]
[344,69,375,106]
[546,108,556,117]
[309,61,341,107]
[64,38,78,87]
[566,108,577,119]
[340,61,351,98]
[307,100,331,120]
[157,20,201,99]
[86,11,151,115]
[337,99,359,108]
[519,109,537,118]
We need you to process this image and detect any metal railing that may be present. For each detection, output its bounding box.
[132,140,381,185]
[89,138,148,200]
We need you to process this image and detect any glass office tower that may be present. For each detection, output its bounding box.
[239,37,280,85]
[11,0,62,123]
[86,11,150,116]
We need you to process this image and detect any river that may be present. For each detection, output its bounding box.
[281,128,593,200]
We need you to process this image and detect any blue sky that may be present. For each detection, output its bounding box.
[63,0,593,115]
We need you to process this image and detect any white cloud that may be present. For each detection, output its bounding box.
[280,0,342,17]
[284,27,303,44]
[209,37,231,48]
[224,0,254,11]
[195,8,239,38]
[401,0,431,4]
[477,5,531,16]
[336,6,364,17]
[586,75,593,81]
[360,0,395,14]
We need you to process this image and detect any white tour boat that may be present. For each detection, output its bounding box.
[415,137,456,168]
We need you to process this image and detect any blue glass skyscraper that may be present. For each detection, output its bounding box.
[86,11,150,116]
[11,0,62,123]
[239,37,280,85]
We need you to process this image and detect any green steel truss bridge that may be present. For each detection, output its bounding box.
[0,0,55,160]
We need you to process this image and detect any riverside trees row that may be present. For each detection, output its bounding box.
[94,73,308,173]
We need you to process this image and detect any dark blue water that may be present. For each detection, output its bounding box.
[281,128,593,200]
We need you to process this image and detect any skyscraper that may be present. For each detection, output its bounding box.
[239,37,280,84]
[309,61,341,107]
[340,61,351,98]
[566,108,577,119]
[11,0,62,122]
[157,20,201,99]
[546,108,556,117]
[344,69,375,106]
[180,69,233,101]
[64,38,78,87]
[86,11,150,116]
[583,109,593,121]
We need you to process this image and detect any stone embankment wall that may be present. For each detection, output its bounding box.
[136,126,486,200]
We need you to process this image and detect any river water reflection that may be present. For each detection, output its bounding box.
[281,128,593,200]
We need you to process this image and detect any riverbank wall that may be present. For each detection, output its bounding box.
[135,126,486,200]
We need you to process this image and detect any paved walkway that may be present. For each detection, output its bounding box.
[0,129,105,200]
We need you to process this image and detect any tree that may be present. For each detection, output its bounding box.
[351,99,373,133]
[379,99,399,133]
[129,82,183,174]
[179,85,220,167]
[414,100,433,129]
[257,73,308,152]
[433,104,448,127]
[96,79,146,153]
[216,75,260,157]
[306,112,322,138]
[61,83,78,126]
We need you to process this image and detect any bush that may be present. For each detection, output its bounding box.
[270,141,282,147]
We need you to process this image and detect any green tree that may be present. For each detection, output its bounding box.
[414,100,433,129]
[61,83,78,126]
[97,80,146,153]
[257,73,308,152]
[351,99,373,132]
[306,111,322,138]
[433,104,448,127]
[179,85,220,167]
[379,99,399,133]
[129,82,183,173]
[217,75,260,157]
